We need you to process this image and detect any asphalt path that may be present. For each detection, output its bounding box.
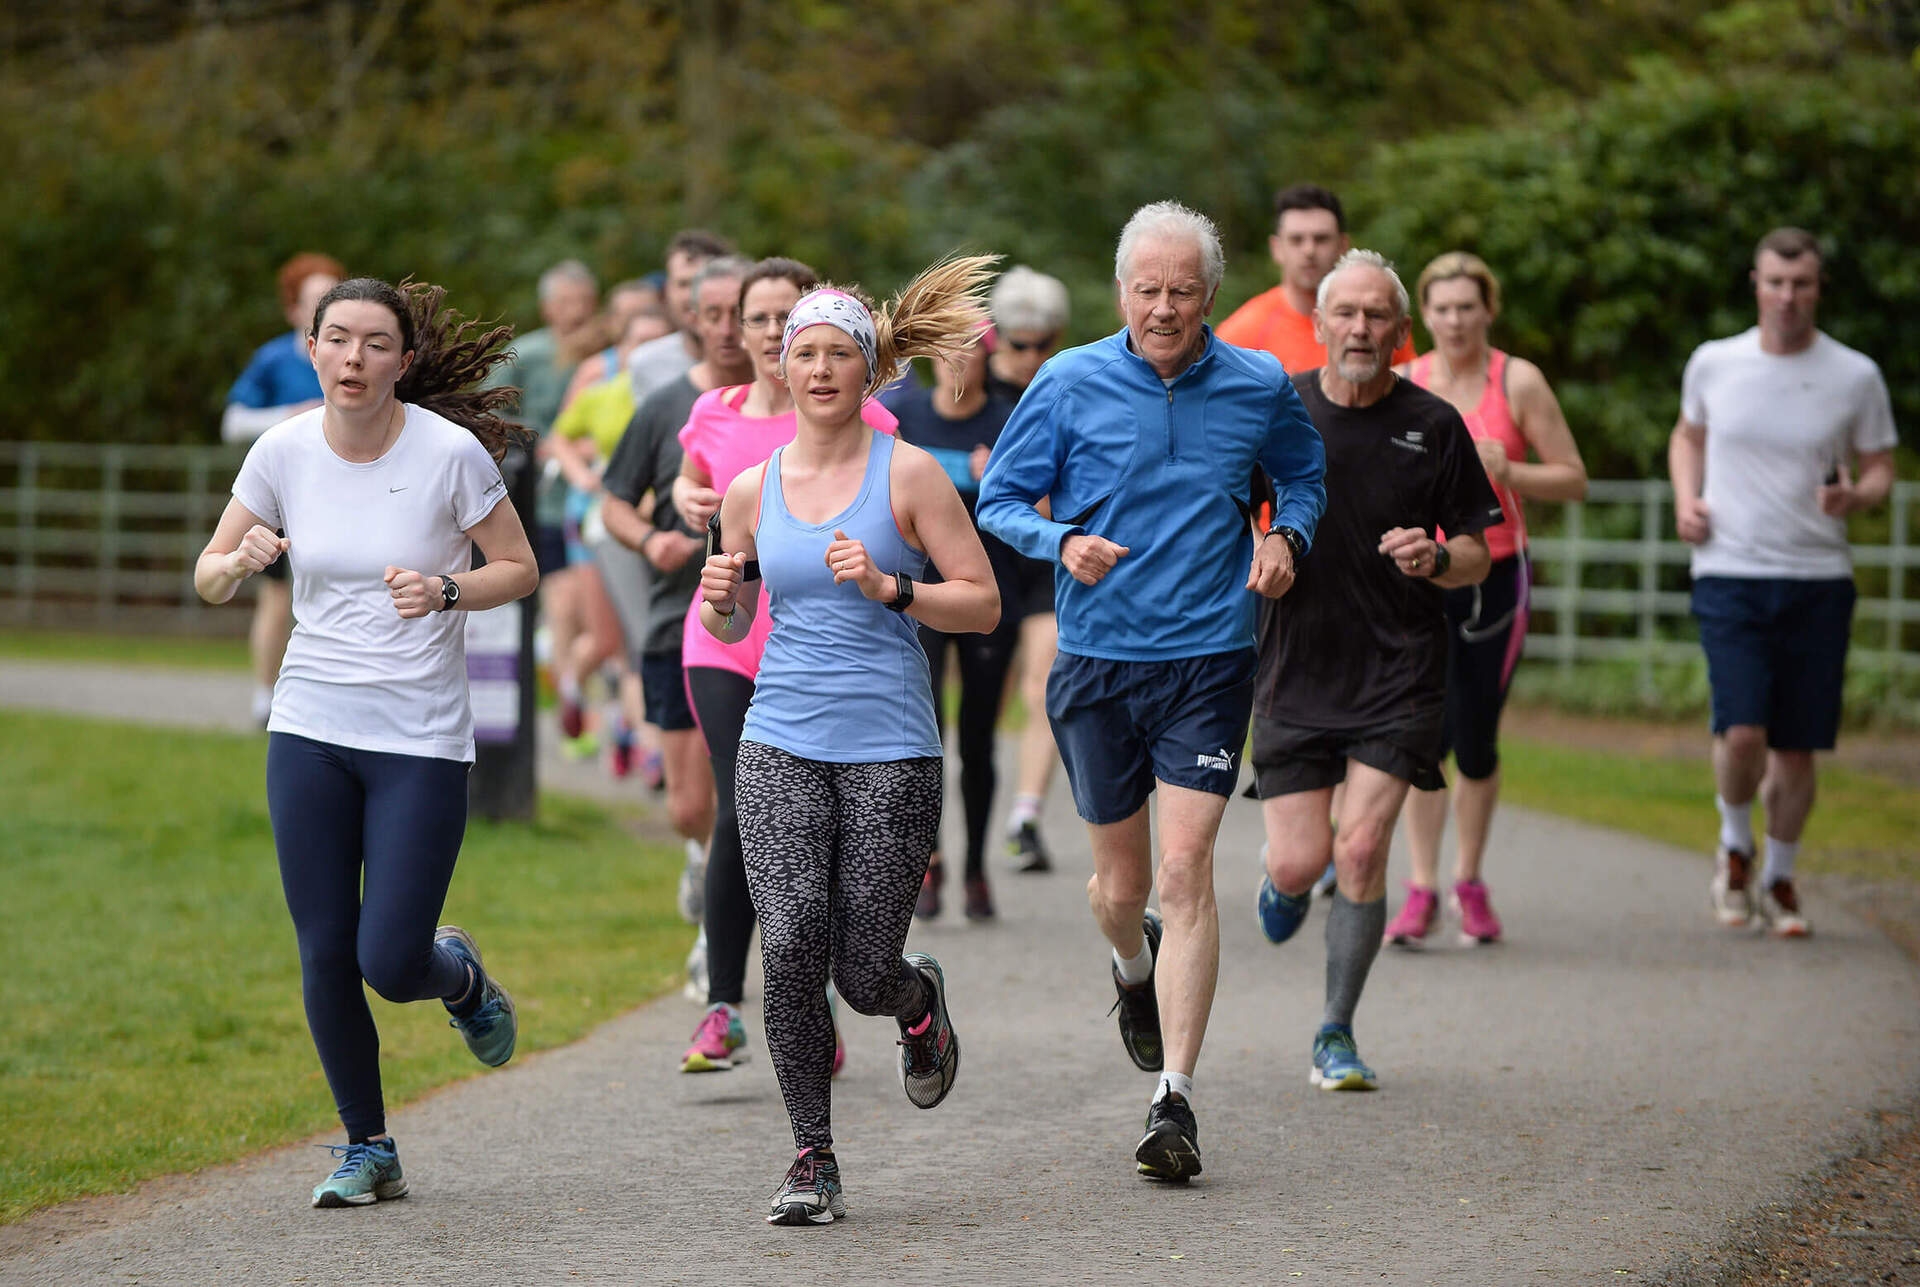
[3,659,1918,1284]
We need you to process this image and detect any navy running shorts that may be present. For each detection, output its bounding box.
[1692,575,1855,750]
[1046,648,1255,825]
[639,649,697,733]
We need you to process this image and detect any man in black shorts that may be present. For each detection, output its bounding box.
[1250,249,1502,1093]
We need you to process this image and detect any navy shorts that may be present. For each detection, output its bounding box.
[1046,648,1255,825]
[1692,575,1855,750]
[639,649,696,732]
[1251,711,1446,797]
[533,522,569,578]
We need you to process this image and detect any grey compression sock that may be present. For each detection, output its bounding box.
[1323,892,1387,1030]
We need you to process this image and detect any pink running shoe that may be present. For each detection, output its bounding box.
[681,1004,748,1073]
[1452,879,1503,945]
[1384,884,1439,948]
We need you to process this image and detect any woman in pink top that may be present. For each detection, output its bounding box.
[670,257,897,1075]
[1385,252,1588,948]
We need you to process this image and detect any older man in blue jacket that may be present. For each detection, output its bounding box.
[978,200,1326,1184]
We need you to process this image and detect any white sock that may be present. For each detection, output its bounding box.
[1156,1072,1193,1104]
[558,673,582,704]
[1008,794,1042,832]
[1761,837,1799,889]
[1716,795,1755,854]
[1113,938,1154,986]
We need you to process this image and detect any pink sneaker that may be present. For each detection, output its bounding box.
[1384,884,1439,948]
[1452,879,1503,945]
[680,1004,748,1073]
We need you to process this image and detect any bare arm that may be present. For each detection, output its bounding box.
[1668,414,1710,543]
[674,457,722,530]
[1820,448,1896,516]
[383,494,541,618]
[195,497,285,604]
[547,426,602,494]
[874,445,1000,635]
[1378,526,1491,589]
[1499,358,1588,502]
[699,466,765,642]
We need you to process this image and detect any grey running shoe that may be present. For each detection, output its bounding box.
[1135,1093,1202,1183]
[767,1148,846,1226]
[897,953,960,1109]
[311,1138,406,1208]
[436,926,517,1067]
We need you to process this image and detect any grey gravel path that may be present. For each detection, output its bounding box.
[3,660,1918,1284]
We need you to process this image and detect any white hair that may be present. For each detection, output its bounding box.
[1315,248,1410,318]
[990,265,1071,334]
[1114,201,1225,294]
[537,258,598,301]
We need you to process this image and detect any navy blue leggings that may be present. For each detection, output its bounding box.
[266,733,473,1140]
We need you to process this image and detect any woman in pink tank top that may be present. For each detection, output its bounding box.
[1385,252,1588,948]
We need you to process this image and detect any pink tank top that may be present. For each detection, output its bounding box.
[1411,348,1527,561]
[677,384,898,679]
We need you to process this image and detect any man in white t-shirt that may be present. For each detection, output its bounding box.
[1669,226,1898,938]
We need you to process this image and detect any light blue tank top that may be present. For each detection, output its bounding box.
[741,432,942,763]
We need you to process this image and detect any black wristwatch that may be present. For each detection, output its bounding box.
[439,575,462,611]
[1427,544,1452,578]
[885,571,915,612]
[1268,525,1306,563]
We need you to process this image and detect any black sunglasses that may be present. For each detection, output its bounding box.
[1006,335,1058,353]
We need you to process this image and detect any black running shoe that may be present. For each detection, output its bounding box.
[1135,1091,1202,1183]
[1107,909,1163,1072]
[1009,820,1052,873]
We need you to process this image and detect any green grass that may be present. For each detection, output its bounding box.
[1502,736,1920,885]
[2,709,686,1224]
[0,629,248,671]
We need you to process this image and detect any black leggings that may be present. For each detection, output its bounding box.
[1437,554,1530,781]
[266,733,472,1140]
[919,614,1019,880]
[686,666,756,1007]
[734,741,941,1150]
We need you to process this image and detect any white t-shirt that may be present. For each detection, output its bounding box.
[1682,328,1898,579]
[624,331,697,405]
[232,404,510,761]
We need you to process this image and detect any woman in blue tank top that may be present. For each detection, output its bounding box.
[697,260,1003,1228]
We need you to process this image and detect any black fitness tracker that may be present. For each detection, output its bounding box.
[885,571,915,612]
[1427,544,1451,579]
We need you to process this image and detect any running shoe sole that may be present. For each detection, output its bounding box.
[767,1195,845,1226]
[680,1049,747,1073]
[312,1177,408,1208]
[1309,1064,1378,1091]
[1135,1124,1203,1183]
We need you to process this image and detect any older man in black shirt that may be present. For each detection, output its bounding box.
[1250,249,1504,1093]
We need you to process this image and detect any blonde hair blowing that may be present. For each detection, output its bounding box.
[1416,251,1502,316]
[849,253,1001,400]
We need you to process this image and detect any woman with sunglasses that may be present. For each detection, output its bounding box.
[1385,252,1587,947]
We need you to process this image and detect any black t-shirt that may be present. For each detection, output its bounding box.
[1255,370,1504,729]
[602,374,705,656]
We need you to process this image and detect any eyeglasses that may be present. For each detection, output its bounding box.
[1006,335,1058,353]
[740,311,792,332]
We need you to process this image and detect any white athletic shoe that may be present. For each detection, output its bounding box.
[1710,846,1757,929]
[678,840,707,925]
[1757,879,1811,938]
[683,929,709,1002]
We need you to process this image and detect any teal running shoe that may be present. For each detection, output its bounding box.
[311,1138,406,1208]
[767,1147,846,1226]
[436,925,517,1067]
[1310,1024,1378,1091]
[1257,874,1311,944]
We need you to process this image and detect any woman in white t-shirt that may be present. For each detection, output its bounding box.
[194,277,540,1210]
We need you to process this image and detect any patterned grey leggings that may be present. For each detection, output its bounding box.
[735,740,941,1151]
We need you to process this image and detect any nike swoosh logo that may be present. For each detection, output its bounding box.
[389,486,408,493]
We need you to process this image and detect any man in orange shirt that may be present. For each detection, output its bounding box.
[1217,184,1414,373]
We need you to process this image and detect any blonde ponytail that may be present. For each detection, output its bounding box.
[864,254,1001,398]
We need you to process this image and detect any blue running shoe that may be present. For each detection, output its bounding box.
[436,925,518,1067]
[1309,1024,1378,1091]
[311,1138,406,1208]
[1257,875,1311,944]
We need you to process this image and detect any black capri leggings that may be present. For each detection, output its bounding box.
[1437,553,1530,782]
[266,733,472,1141]
[918,610,1018,880]
[686,665,756,1008]
[734,741,941,1151]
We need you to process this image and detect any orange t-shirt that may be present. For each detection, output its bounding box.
[1215,284,1415,374]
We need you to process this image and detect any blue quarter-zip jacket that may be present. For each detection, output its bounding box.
[977,326,1326,661]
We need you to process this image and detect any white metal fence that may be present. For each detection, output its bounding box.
[1,442,1915,675]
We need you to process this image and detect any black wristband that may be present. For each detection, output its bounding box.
[1268,525,1306,562]
[1427,544,1451,578]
